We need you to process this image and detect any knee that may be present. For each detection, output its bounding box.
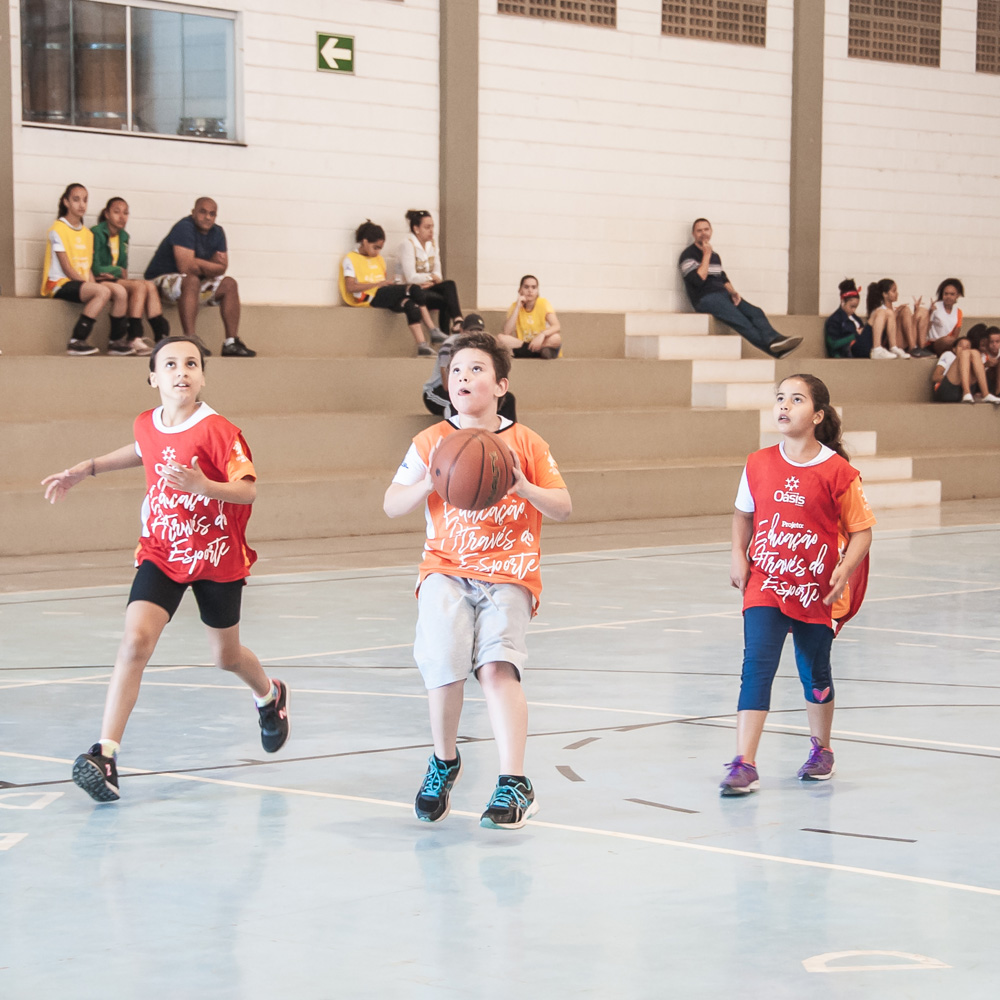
[119,628,158,666]
[218,276,238,298]
[477,661,519,687]
[180,273,201,292]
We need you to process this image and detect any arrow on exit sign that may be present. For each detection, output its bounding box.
[318,33,354,74]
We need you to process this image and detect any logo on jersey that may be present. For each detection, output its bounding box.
[773,475,805,507]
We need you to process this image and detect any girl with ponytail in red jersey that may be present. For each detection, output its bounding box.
[721,375,876,796]
[41,338,289,803]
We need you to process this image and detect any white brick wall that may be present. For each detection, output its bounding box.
[9,0,440,303]
[476,0,795,313]
[821,0,1000,316]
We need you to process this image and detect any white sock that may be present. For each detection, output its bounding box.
[224,337,235,345]
[254,681,277,707]
[99,738,121,759]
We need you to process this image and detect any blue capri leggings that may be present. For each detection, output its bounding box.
[738,606,835,712]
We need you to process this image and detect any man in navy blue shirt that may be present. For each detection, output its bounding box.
[678,218,800,359]
[146,198,255,357]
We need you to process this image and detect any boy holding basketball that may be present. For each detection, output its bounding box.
[384,331,571,829]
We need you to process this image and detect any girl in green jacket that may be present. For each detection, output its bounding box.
[92,197,170,355]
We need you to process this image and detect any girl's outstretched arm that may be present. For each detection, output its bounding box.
[824,528,873,605]
[42,444,142,503]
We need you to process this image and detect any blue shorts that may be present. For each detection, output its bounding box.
[738,605,834,712]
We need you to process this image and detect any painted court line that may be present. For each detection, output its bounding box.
[3,749,993,898]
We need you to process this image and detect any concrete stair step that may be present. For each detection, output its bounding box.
[692,381,777,409]
[627,334,742,361]
[911,450,1000,501]
[625,312,711,336]
[691,359,775,383]
[850,455,913,481]
[0,356,694,421]
[0,299,625,360]
[758,429,879,455]
[863,479,941,508]
[841,402,1000,451]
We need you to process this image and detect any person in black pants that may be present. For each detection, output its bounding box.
[825,279,874,358]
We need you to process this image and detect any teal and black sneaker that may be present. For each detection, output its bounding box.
[414,752,462,822]
[479,775,538,830]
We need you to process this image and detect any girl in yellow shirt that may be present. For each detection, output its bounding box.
[339,220,440,357]
[42,183,129,356]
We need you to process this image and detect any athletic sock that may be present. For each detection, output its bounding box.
[148,315,170,340]
[436,754,459,768]
[109,315,128,342]
[99,739,120,760]
[71,314,96,342]
[127,317,144,340]
[254,681,278,707]
[224,337,235,345]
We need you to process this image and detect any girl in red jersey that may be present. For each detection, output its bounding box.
[41,338,289,803]
[722,374,876,796]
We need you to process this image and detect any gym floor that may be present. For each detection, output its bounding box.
[2,502,998,999]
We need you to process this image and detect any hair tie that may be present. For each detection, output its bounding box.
[841,288,860,300]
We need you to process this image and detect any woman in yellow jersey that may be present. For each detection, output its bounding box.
[499,275,562,359]
[91,197,171,356]
[338,220,438,356]
[42,184,129,356]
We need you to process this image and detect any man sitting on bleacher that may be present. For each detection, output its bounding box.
[145,198,255,357]
[679,218,801,359]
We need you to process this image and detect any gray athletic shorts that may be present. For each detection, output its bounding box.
[414,573,532,690]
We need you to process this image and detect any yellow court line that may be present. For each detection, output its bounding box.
[1,748,996,898]
[0,663,194,692]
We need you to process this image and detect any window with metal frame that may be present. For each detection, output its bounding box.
[977,0,1000,74]
[847,0,941,67]
[497,1,616,29]
[661,1,767,47]
[20,0,239,141]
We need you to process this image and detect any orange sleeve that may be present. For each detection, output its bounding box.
[522,429,566,490]
[840,475,876,533]
[226,434,256,482]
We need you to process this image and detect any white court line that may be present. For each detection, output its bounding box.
[975,649,1000,654]
[896,642,937,648]
[743,721,1000,755]
[846,624,1000,643]
[1,749,996,898]
[260,642,413,663]
[0,663,194,692]
[866,585,1000,603]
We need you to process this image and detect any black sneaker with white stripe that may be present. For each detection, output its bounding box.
[257,679,290,752]
[72,744,120,802]
[66,339,99,356]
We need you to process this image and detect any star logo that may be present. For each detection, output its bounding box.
[785,476,800,490]
[162,447,176,462]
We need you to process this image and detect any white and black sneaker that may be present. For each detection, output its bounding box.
[66,339,99,356]
[107,338,134,356]
[768,336,802,359]
[72,744,120,802]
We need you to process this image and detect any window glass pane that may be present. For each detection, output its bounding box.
[73,0,126,129]
[21,0,72,124]
[132,7,234,138]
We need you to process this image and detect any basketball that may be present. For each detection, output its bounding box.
[430,428,516,511]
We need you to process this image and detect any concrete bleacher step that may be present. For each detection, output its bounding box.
[863,479,942,508]
[692,381,777,409]
[758,429,878,454]
[911,450,1000,501]
[628,335,742,361]
[691,359,775,383]
[0,355,695,422]
[0,298,626,360]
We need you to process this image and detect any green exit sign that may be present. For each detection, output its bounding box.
[317,33,354,74]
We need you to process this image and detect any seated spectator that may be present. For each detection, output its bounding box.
[423,314,517,420]
[926,278,965,357]
[982,326,1000,395]
[339,220,440,356]
[866,278,933,358]
[144,197,256,357]
[42,183,128,356]
[679,218,800,358]
[825,279,874,358]
[499,275,562,359]
[930,338,999,404]
[398,210,463,335]
[92,197,171,356]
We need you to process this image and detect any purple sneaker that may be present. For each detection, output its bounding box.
[719,755,759,796]
[797,737,835,781]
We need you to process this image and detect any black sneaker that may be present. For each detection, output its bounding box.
[66,339,99,356]
[414,751,462,822]
[768,335,802,359]
[428,327,447,344]
[221,337,256,358]
[107,338,134,357]
[480,775,538,830]
[72,744,120,802]
[257,679,289,752]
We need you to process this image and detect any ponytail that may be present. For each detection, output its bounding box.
[866,278,894,317]
[781,373,849,461]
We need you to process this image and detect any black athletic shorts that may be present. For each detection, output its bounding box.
[932,379,963,403]
[128,559,245,629]
[53,280,84,303]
